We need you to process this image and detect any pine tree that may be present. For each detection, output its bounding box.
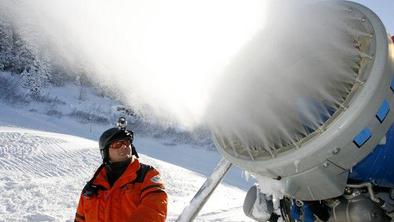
[0,18,13,71]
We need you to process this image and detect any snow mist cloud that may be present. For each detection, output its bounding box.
[1,0,359,153]
[0,0,266,128]
[208,1,359,153]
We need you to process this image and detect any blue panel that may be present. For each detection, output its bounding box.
[353,128,372,148]
[376,100,390,123]
[349,124,394,188]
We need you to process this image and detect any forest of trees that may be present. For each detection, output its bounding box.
[0,16,78,98]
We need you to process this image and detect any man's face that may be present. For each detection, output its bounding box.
[108,139,131,162]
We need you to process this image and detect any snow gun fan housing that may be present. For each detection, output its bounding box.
[213,1,394,201]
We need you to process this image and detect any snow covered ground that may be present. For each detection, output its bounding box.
[0,102,254,221]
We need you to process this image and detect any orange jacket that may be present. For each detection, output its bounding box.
[75,159,167,222]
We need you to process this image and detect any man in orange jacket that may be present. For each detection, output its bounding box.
[75,118,167,222]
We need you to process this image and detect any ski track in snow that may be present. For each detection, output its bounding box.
[0,132,97,178]
[0,127,253,222]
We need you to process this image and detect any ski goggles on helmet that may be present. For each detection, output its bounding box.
[109,140,130,149]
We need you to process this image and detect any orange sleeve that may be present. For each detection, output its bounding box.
[127,168,168,222]
[75,194,86,222]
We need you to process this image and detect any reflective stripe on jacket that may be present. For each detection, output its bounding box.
[75,159,167,222]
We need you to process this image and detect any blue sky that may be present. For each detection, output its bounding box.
[353,0,394,35]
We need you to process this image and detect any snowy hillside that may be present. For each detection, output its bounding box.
[0,125,253,222]
[0,70,213,148]
[0,101,254,222]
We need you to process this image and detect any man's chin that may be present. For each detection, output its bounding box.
[121,154,132,160]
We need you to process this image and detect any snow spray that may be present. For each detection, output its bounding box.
[0,0,380,161]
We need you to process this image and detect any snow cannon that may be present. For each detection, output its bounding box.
[211,1,394,221]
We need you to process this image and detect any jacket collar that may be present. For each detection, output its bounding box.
[93,158,141,190]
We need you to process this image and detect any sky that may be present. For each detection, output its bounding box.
[353,0,394,34]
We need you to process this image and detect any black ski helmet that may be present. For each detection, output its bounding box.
[99,118,138,163]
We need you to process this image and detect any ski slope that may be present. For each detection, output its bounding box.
[0,105,254,221]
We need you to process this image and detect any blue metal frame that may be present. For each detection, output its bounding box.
[349,125,394,188]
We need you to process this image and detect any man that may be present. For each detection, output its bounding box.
[75,118,167,222]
